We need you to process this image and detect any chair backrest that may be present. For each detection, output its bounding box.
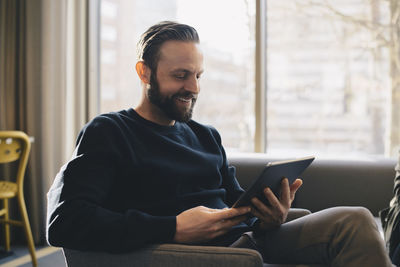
[0,131,31,187]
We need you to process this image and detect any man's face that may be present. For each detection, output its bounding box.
[147,41,204,122]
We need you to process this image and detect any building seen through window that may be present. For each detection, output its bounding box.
[266,0,398,158]
[100,0,400,158]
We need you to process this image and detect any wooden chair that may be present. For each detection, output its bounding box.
[0,131,37,266]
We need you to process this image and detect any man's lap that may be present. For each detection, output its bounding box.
[230,207,390,266]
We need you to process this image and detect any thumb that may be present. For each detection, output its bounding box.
[290,178,303,198]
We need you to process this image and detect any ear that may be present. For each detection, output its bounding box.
[135,61,151,84]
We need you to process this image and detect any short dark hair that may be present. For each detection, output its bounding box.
[137,21,200,72]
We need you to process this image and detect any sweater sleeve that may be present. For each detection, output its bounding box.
[46,117,176,252]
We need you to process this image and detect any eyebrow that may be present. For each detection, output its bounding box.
[170,69,204,75]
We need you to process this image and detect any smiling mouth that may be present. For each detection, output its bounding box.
[176,97,192,103]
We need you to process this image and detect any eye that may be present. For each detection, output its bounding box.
[174,73,186,80]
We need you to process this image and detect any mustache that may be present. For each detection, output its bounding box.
[172,91,198,100]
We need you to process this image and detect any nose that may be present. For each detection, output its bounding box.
[184,76,200,94]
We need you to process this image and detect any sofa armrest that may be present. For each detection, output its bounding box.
[63,243,263,267]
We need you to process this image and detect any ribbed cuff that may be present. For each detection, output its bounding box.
[143,214,177,243]
[125,212,177,247]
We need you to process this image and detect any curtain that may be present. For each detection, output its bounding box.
[0,0,39,243]
[0,0,97,244]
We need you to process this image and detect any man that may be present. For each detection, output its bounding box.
[47,21,392,266]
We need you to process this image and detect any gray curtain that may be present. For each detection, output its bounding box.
[0,0,96,244]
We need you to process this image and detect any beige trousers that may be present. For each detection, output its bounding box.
[231,207,393,267]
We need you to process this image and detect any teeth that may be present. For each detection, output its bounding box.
[177,97,191,102]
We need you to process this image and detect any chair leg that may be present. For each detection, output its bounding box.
[3,198,10,252]
[17,194,37,267]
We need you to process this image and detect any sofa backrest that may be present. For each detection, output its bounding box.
[228,153,397,216]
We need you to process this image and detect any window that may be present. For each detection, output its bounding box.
[99,0,399,158]
[265,0,399,158]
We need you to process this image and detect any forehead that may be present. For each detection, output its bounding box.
[157,41,203,72]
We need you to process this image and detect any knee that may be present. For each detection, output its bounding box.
[346,207,374,222]
[341,207,377,231]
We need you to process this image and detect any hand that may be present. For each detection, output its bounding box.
[173,206,250,244]
[251,178,303,231]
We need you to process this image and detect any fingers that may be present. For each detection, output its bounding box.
[290,178,303,200]
[290,178,303,191]
[250,197,286,227]
[174,206,251,243]
[223,214,248,228]
[281,177,303,204]
[250,205,274,226]
[261,187,281,208]
[251,197,273,217]
[280,178,290,206]
[214,206,251,220]
[210,214,249,239]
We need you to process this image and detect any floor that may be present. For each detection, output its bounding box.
[0,246,66,267]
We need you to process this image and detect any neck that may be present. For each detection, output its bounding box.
[135,100,175,126]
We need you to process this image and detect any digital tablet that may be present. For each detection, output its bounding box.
[232,156,315,208]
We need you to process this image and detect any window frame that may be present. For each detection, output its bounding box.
[88,0,101,119]
[255,0,267,153]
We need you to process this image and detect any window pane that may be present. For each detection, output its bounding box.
[266,0,399,158]
[100,0,256,152]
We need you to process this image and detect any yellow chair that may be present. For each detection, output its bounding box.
[0,131,37,266]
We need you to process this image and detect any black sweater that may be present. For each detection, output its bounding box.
[46,109,253,252]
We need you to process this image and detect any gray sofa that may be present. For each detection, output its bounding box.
[63,153,397,267]
[230,153,397,217]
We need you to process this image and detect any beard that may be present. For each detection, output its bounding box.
[147,73,197,123]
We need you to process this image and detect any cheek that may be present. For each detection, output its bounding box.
[158,79,184,94]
